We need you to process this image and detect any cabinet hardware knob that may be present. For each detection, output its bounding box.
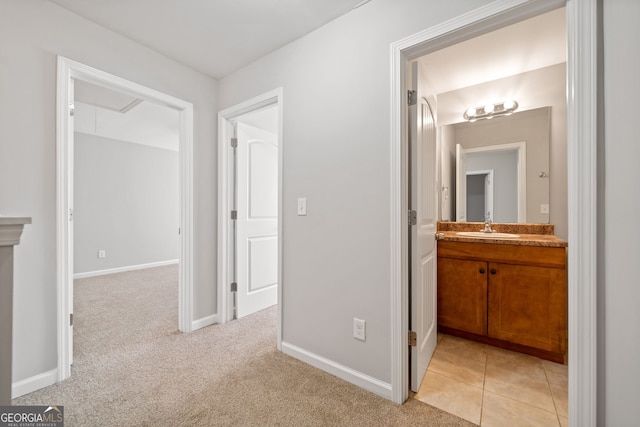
[479,268,485,274]
[490,269,497,275]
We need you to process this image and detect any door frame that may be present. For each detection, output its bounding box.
[390,2,597,427]
[217,88,283,349]
[56,56,195,382]
[465,169,495,222]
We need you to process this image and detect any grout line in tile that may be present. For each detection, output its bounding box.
[484,389,559,417]
[480,343,488,426]
[427,335,563,426]
[542,359,563,422]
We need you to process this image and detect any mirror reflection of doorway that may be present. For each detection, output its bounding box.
[466,170,493,222]
[456,142,525,223]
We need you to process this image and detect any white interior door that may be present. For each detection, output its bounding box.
[410,61,438,392]
[456,144,467,221]
[236,122,278,318]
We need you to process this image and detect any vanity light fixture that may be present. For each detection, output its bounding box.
[463,100,518,122]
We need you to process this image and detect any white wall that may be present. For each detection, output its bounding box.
[218,0,493,386]
[0,0,217,388]
[74,134,179,274]
[602,0,640,425]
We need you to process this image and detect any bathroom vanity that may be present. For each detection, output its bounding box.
[436,222,567,363]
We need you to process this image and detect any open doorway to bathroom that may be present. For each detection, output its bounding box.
[401,5,571,426]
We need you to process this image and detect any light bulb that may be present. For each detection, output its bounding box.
[503,100,516,110]
[465,107,476,117]
[484,103,495,114]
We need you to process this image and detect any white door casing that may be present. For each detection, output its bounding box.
[456,144,468,221]
[391,3,598,426]
[236,122,279,318]
[56,56,195,383]
[217,88,283,349]
[409,61,438,392]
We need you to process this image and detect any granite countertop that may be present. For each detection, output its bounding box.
[436,222,568,248]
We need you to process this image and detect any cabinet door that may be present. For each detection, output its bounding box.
[487,263,567,353]
[437,257,488,335]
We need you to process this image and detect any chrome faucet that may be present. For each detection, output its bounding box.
[482,213,496,233]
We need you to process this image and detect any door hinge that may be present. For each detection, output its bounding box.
[70,313,73,326]
[409,330,416,346]
[230,282,237,292]
[230,137,238,148]
[230,210,237,220]
[69,103,75,116]
[408,90,417,106]
[69,208,73,222]
[408,210,417,226]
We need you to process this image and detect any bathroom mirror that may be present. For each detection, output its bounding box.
[440,107,551,223]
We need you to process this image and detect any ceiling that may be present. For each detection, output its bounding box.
[49,0,371,79]
[67,3,565,147]
[419,7,566,96]
[74,81,180,151]
[237,105,279,135]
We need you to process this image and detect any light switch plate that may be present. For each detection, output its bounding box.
[297,198,307,216]
[540,204,550,214]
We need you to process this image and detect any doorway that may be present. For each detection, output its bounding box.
[466,170,494,222]
[217,88,283,347]
[390,1,598,425]
[56,56,195,382]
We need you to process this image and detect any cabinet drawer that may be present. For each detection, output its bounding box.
[438,240,566,269]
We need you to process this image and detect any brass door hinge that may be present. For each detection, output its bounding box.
[409,330,417,346]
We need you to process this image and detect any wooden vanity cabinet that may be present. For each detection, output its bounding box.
[487,262,567,354]
[437,240,567,362]
[437,257,487,335]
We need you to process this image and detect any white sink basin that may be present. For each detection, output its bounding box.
[456,231,520,239]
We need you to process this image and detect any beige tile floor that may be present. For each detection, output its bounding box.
[414,334,568,426]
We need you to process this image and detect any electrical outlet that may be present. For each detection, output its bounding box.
[353,318,366,341]
[98,250,106,259]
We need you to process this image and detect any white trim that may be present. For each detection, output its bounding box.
[566,0,598,425]
[12,369,58,400]
[56,56,196,385]
[73,259,179,279]
[217,88,284,351]
[465,141,527,222]
[390,3,597,427]
[191,313,219,331]
[281,342,392,400]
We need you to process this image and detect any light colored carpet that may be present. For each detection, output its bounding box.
[13,265,475,426]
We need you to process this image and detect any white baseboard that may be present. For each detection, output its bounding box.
[73,259,179,279]
[281,342,392,400]
[191,313,219,331]
[12,368,58,400]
